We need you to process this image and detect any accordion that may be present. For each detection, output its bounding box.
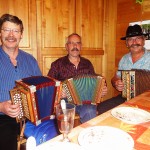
[121,69,150,100]
[10,76,61,125]
[62,74,105,105]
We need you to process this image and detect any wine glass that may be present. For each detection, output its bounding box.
[55,103,75,142]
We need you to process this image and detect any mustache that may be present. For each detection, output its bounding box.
[71,48,79,51]
[128,44,142,48]
[5,37,17,41]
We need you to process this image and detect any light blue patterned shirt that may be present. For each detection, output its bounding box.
[0,46,42,103]
[117,49,150,77]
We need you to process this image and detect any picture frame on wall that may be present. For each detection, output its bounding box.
[129,20,150,50]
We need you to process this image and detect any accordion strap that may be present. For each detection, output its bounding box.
[18,119,26,150]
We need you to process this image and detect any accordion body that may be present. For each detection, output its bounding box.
[10,76,61,125]
[121,69,150,100]
[62,74,105,105]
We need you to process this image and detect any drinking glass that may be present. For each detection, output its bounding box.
[56,103,75,142]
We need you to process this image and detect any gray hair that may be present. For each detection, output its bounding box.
[66,33,81,43]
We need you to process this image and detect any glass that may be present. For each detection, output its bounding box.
[1,28,21,35]
[126,36,143,43]
[55,103,75,142]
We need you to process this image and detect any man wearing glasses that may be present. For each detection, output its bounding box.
[112,24,150,90]
[97,24,150,115]
[0,14,42,150]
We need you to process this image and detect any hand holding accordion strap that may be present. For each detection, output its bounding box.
[62,74,105,105]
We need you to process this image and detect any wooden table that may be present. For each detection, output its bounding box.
[39,91,150,150]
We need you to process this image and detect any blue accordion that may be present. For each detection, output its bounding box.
[10,76,61,125]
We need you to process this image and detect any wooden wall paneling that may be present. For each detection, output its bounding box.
[75,0,104,76]
[36,0,76,74]
[117,0,142,23]
[42,0,76,47]
[29,0,38,58]
[116,23,129,66]
[117,0,142,65]
[0,0,37,58]
[36,0,44,71]
[117,0,143,65]
[103,0,117,99]
[75,0,103,48]
[43,56,61,75]
[83,55,103,74]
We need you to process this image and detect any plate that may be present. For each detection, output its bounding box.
[78,126,134,150]
[111,107,150,124]
[36,141,85,150]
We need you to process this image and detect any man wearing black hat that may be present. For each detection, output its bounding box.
[97,24,150,115]
[112,24,150,91]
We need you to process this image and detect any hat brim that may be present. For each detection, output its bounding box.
[120,33,149,40]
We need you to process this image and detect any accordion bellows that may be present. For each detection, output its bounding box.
[10,76,61,125]
[63,74,105,105]
[121,69,150,100]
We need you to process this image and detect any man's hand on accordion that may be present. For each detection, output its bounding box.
[111,74,124,92]
[0,100,20,118]
[113,79,124,92]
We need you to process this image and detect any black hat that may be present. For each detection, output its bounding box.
[121,24,148,40]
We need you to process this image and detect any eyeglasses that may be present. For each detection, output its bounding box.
[126,36,143,43]
[1,28,21,35]
[67,41,81,46]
